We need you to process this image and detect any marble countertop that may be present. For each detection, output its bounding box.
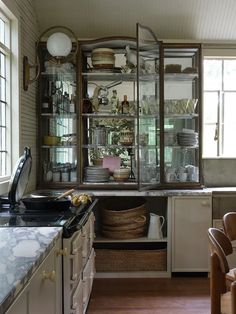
[74,188,213,197]
[0,227,62,314]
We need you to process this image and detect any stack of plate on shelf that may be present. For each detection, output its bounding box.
[177,130,198,146]
[84,166,110,182]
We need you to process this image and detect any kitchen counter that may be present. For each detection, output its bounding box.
[73,188,212,197]
[0,227,62,314]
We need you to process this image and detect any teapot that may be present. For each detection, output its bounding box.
[147,213,165,239]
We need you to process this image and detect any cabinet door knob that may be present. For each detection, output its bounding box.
[201,200,210,207]
[42,270,56,282]
[56,248,68,256]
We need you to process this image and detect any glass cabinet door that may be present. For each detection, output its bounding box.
[137,24,161,190]
[163,45,201,186]
[79,38,138,187]
[38,47,78,187]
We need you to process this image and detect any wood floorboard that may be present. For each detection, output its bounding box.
[87,277,210,314]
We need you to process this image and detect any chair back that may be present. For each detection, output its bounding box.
[223,212,236,242]
[208,228,232,275]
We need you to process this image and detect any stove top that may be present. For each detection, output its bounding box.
[0,211,69,227]
[0,199,96,238]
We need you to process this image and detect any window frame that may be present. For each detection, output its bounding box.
[203,56,236,158]
[0,3,19,194]
[0,10,11,182]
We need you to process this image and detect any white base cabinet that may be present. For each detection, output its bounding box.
[171,196,212,272]
[6,237,62,314]
[63,212,95,314]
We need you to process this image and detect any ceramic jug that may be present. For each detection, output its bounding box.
[147,213,165,239]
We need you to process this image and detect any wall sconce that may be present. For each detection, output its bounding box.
[23,26,78,91]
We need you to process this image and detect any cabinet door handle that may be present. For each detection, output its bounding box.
[42,270,56,282]
[56,248,68,256]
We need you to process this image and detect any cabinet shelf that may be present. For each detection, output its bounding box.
[165,145,199,149]
[41,72,76,81]
[164,73,198,81]
[82,113,137,119]
[83,144,136,149]
[82,72,136,82]
[164,113,198,119]
[41,145,77,149]
[82,72,159,82]
[41,113,77,118]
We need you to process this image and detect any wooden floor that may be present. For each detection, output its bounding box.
[87,277,210,314]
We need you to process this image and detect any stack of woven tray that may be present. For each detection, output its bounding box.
[101,197,147,239]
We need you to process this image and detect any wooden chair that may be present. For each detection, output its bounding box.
[207,228,236,314]
[223,212,236,242]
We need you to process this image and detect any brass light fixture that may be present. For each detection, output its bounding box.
[23,26,78,91]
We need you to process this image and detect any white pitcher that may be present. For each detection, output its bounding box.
[147,213,165,239]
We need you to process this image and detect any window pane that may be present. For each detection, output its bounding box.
[0,101,6,127]
[204,59,222,90]
[0,19,5,45]
[224,60,236,91]
[203,125,217,157]
[0,77,6,102]
[0,53,6,77]
[203,92,218,123]
[223,92,236,156]
[0,152,6,176]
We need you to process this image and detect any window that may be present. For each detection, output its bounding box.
[203,58,236,157]
[0,11,11,180]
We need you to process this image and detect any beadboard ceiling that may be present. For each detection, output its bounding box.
[33,0,236,42]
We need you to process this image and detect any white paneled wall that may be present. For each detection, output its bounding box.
[5,0,39,190]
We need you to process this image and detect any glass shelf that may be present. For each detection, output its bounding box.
[164,73,198,81]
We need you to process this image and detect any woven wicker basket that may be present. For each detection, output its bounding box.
[102,226,145,239]
[101,197,147,239]
[95,248,167,272]
[102,215,146,231]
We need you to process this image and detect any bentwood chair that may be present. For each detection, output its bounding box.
[208,228,236,314]
[223,212,236,242]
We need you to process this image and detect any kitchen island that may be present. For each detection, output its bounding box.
[0,227,62,314]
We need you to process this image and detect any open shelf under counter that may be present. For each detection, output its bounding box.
[94,236,168,243]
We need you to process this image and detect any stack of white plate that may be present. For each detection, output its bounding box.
[177,131,198,146]
[84,166,110,182]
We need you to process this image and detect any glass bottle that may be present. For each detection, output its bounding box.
[110,90,119,113]
[121,95,129,114]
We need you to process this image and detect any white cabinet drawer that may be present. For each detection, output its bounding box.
[71,230,83,254]
[82,248,95,312]
[71,279,83,314]
[82,213,95,265]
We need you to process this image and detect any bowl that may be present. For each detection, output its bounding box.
[43,136,61,146]
[113,168,131,182]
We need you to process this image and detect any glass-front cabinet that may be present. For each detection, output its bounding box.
[79,24,161,189]
[162,44,202,187]
[37,45,78,187]
[37,25,202,189]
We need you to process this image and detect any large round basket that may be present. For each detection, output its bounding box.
[101,197,147,239]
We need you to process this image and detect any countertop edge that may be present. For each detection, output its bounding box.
[0,227,63,314]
